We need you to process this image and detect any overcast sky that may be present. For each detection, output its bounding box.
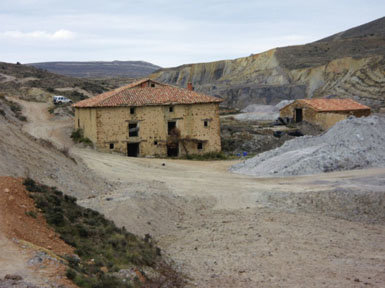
[0,0,384,67]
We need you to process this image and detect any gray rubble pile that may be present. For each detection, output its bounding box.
[275,100,294,110]
[235,104,279,121]
[231,115,385,177]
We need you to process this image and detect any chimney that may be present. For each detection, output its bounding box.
[187,82,194,91]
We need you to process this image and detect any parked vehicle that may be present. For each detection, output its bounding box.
[53,95,72,105]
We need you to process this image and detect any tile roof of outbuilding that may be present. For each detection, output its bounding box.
[73,78,222,108]
[281,98,370,112]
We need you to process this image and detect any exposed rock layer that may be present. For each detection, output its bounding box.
[152,17,385,109]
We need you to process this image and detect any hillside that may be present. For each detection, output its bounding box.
[0,61,130,102]
[29,60,161,78]
[151,17,385,109]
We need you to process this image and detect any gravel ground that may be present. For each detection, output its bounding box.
[231,115,385,177]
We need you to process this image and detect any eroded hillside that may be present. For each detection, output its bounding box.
[152,17,385,109]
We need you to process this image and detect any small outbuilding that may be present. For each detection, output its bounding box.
[279,98,371,130]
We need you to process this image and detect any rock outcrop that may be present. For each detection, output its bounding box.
[152,17,385,109]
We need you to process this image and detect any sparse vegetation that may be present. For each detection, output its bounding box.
[0,62,112,102]
[0,96,27,121]
[71,129,93,147]
[25,210,37,218]
[23,178,183,288]
[184,151,232,160]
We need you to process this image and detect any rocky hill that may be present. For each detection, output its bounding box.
[152,17,385,109]
[29,60,161,78]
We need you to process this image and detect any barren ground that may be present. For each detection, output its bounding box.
[6,100,385,287]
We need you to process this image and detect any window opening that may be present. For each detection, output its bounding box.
[168,121,176,135]
[129,123,138,137]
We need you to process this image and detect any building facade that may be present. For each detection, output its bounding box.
[280,98,371,130]
[73,79,222,157]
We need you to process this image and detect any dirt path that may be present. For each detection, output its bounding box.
[15,98,73,149]
[0,73,16,83]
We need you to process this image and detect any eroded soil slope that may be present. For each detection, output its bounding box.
[0,176,76,288]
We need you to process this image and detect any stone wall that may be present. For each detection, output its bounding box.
[279,102,371,129]
[74,107,98,143]
[75,103,221,157]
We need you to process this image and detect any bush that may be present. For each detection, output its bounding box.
[25,210,37,218]
[70,129,83,142]
[66,269,77,280]
[71,129,93,147]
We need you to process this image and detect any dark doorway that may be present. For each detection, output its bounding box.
[127,143,139,157]
[295,108,303,123]
[168,121,176,135]
[167,143,179,157]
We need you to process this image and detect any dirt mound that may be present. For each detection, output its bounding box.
[235,104,279,121]
[231,116,385,177]
[0,177,73,255]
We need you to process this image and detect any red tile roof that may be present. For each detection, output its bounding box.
[282,98,370,112]
[73,79,222,108]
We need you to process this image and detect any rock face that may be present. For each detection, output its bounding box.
[152,17,385,109]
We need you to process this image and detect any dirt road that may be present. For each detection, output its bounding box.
[73,149,385,288]
[15,99,73,149]
[12,99,385,287]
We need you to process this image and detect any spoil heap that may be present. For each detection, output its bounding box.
[231,116,385,177]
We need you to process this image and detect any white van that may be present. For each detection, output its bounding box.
[53,95,72,105]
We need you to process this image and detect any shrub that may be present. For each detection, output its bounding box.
[25,210,37,218]
[71,129,93,147]
[66,269,76,280]
[70,129,83,142]
[17,115,27,121]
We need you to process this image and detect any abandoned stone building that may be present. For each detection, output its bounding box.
[73,79,223,157]
[280,98,371,130]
